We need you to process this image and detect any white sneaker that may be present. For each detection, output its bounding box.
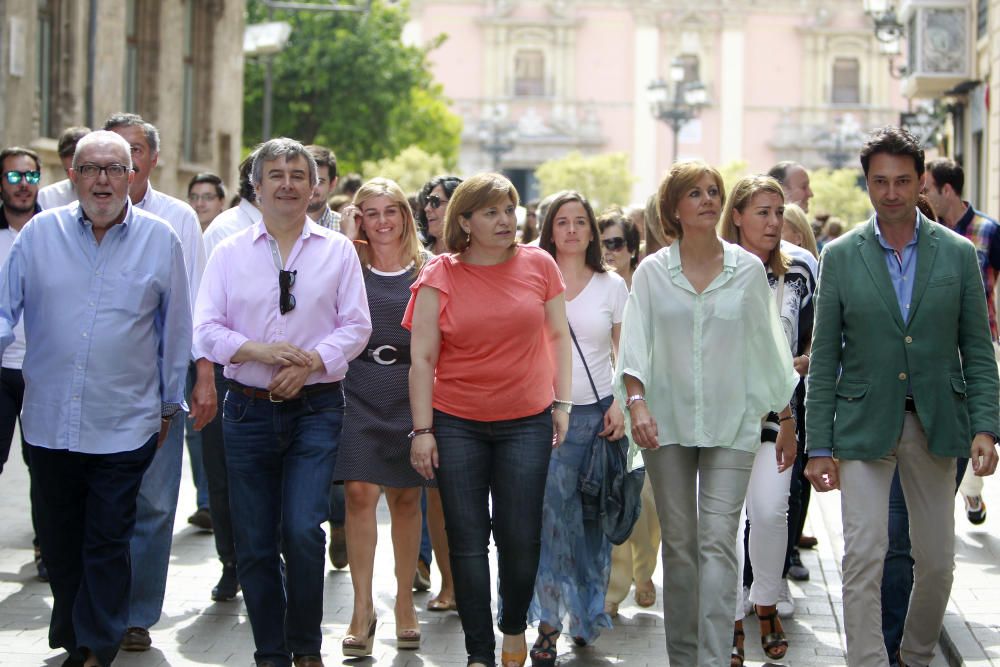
[741,586,754,617]
[776,579,795,617]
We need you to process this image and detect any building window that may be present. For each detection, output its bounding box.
[123,0,161,117]
[677,53,700,84]
[36,0,74,138]
[977,0,988,40]
[831,57,860,105]
[181,0,220,163]
[514,50,545,97]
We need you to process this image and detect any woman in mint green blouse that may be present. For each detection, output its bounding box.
[614,161,797,667]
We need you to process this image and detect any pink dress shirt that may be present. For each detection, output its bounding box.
[194,219,372,389]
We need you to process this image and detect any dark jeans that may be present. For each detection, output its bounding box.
[202,364,237,567]
[881,458,968,664]
[30,435,157,667]
[434,408,553,666]
[223,384,343,667]
[0,367,39,547]
[419,489,432,566]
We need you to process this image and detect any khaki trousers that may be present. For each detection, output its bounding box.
[605,474,661,604]
[643,445,753,667]
[840,413,956,667]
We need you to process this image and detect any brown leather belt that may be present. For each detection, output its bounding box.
[227,380,341,403]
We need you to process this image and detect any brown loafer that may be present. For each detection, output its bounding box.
[121,627,151,652]
[293,655,324,667]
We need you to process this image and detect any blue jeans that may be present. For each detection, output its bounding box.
[881,458,968,664]
[184,363,209,510]
[419,489,432,566]
[128,410,184,629]
[434,408,553,667]
[223,385,343,667]
[31,435,157,667]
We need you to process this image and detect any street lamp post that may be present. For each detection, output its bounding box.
[477,106,517,172]
[648,57,708,164]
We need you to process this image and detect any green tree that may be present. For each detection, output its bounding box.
[810,168,873,225]
[361,145,448,193]
[534,152,636,210]
[244,0,462,173]
[718,159,751,194]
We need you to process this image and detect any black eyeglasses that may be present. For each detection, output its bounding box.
[279,269,297,315]
[427,194,447,210]
[75,164,131,180]
[602,237,627,251]
[4,170,40,185]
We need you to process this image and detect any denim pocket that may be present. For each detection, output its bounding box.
[222,392,250,423]
[303,386,345,414]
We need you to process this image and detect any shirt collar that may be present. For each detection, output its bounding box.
[134,182,156,210]
[874,212,921,250]
[665,239,740,273]
[77,199,134,231]
[251,216,330,243]
[238,198,263,224]
[955,201,976,234]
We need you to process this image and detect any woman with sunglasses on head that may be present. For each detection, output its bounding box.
[718,175,814,665]
[418,176,463,256]
[527,192,628,665]
[333,178,430,657]
[405,173,572,667]
[412,175,463,614]
[616,161,797,667]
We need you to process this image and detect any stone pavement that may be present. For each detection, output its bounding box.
[0,436,990,666]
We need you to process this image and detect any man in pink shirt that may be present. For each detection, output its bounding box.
[194,137,371,667]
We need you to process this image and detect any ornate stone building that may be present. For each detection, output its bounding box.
[0,0,244,200]
[406,0,909,202]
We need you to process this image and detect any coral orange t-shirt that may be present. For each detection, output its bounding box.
[402,246,565,422]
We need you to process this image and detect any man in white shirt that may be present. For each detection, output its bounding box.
[104,113,217,652]
[37,126,90,210]
[204,153,262,258]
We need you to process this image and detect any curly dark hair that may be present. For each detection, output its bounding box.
[860,126,925,178]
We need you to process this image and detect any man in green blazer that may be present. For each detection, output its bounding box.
[805,126,999,667]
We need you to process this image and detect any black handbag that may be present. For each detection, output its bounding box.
[570,324,645,546]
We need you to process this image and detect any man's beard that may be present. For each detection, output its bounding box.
[0,190,36,215]
[307,200,325,214]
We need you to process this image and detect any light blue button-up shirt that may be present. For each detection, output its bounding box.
[874,216,920,323]
[0,201,191,454]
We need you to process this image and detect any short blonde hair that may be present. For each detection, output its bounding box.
[719,174,790,277]
[353,177,426,272]
[657,161,726,240]
[782,203,819,259]
[443,173,520,253]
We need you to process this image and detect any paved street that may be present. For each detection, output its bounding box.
[0,434,992,666]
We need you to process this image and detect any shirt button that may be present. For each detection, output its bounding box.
[905,336,913,344]
[88,301,95,306]
[898,372,908,381]
[82,332,88,338]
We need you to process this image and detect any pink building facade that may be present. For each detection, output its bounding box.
[406,0,910,202]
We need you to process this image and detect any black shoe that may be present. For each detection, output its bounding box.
[787,549,810,581]
[212,564,240,601]
[187,507,213,532]
[35,555,49,583]
[121,626,151,651]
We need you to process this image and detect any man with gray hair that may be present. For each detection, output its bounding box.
[0,130,191,667]
[103,112,215,652]
[195,137,371,667]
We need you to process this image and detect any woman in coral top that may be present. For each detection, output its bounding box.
[404,173,573,667]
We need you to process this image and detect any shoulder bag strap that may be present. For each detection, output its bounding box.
[568,323,602,404]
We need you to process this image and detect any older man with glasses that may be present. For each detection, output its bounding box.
[195,137,371,667]
[0,130,191,667]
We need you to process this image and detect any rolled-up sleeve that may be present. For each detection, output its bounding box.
[314,242,372,377]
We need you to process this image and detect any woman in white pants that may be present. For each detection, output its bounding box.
[616,162,797,667]
[719,175,815,664]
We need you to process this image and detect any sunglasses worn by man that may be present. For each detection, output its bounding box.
[5,170,40,185]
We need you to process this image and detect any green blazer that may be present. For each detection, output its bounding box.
[806,213,999,460]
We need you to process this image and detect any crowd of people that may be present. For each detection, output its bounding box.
[0,118,996,667]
